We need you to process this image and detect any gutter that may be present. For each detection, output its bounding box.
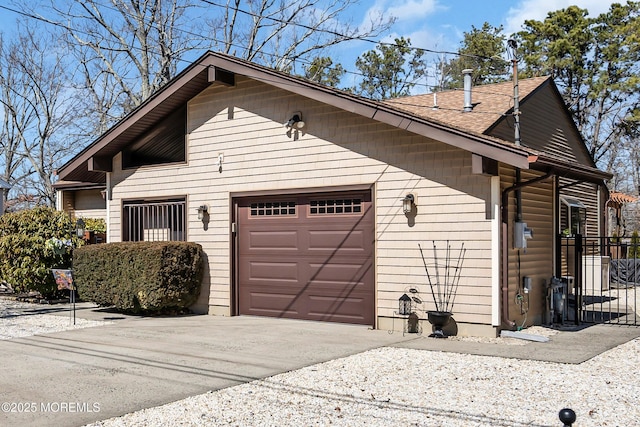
[500,170,554,328]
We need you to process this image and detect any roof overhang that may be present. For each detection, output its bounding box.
[56,52,536,186]
[57,52,216,183]
[529,153,612,185]
[52,181,106,191]
[201,53,532,169]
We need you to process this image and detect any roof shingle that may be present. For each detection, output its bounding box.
[384,76,551,135]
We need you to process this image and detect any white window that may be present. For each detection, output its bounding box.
[561,197,586,236]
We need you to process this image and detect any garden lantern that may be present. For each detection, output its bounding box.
[398,293,412,315]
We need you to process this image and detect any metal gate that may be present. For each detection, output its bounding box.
[558,235,639,326]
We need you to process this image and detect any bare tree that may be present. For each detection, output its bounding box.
[21,0,392,126]
[0,35,29,210]
[208,0,394,72]
[38,0,200,131]
[0,24,81,207]
[4,0,393,207]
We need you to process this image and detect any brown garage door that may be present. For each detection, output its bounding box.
[236,190,374,325]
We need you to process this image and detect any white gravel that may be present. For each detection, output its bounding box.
[85,331,639,427]
[82,328,640,427]
[2,298,638,426]
[0,298,111,340]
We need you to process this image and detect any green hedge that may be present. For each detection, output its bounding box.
[74,241,204,314]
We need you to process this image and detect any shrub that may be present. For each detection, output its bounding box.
[0,207,82,297]
[80,217,107,233]
[73,241,204,314]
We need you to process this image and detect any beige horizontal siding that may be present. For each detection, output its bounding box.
[64,189,107,221]
[109,76,496,326]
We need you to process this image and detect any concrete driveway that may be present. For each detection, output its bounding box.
[0,305,416,427]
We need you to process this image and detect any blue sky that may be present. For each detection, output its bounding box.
[336,0,624,65]
[330,0,622,87]
[361,0,621,48]
[0,0,623,81]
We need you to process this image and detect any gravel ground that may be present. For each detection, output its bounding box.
[0,298,111,340]
[84,338,640,427]
[2,298,638,426]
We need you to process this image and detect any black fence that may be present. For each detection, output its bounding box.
[556,235,639,326]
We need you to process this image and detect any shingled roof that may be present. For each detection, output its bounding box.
[384,77,550,136]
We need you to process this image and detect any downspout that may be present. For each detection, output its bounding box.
[501,170,554,328]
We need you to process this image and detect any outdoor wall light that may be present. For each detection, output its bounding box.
[197,205,208,220]
[402,194,415,214]
[75,218,85,239]
[284,111,305,130]
[398,293,412,316]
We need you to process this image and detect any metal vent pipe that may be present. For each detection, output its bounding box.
[463,69,473,112]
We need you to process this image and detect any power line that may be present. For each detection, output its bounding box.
[1,0,508,67]
[0,1,513,101]
[197,0,508,63]
[0,2,416,90]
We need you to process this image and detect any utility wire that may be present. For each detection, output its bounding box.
[0,1,509,68]
[197,0,510,64]
[0,1,514,106]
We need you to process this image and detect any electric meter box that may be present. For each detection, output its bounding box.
[514,221,533,249]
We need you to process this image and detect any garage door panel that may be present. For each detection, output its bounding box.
[308,261,371,283]
[308,230,370,252]
[307,295,372,322]
[247,230,299,250]
[246,292,299,316]
[247,261,299,281]
[237,190,374,325]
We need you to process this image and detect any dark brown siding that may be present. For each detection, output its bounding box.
[501,165,554,327]
[559,178,601,237]
[489,84,594,167]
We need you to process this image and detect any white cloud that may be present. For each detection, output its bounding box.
[504,0,622,35]
[362,0,442,27]
[387,0,440,21]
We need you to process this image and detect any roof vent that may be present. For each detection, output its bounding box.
[463,68,473,112]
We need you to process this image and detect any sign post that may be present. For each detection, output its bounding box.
[52,269,75,325]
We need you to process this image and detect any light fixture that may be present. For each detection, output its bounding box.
[398,293,412,316]
[215,153,224,172]
[75,218,85,239]
[284,111,305,130]
[197,205,208,220]
[402,194,415,214]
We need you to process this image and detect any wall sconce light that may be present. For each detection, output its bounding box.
[284,111,305,130]
[402,194,415,214]
[398,293,412,316]
[197,205,208,220]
